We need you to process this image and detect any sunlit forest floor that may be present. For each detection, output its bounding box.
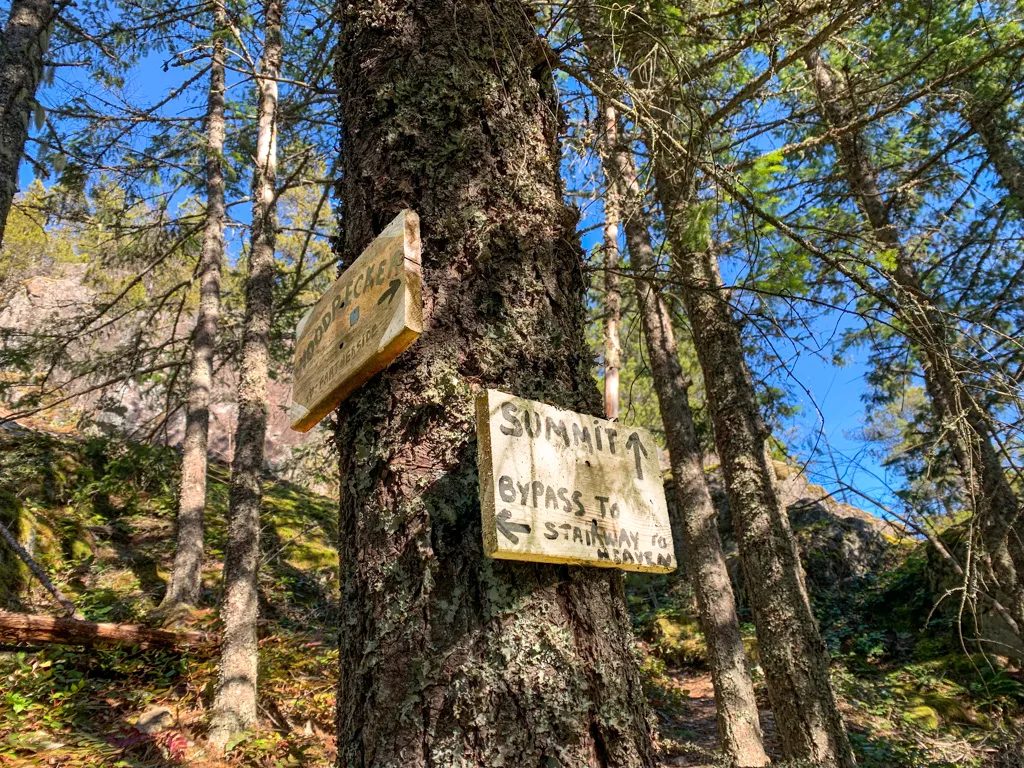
[1,429,1022,767]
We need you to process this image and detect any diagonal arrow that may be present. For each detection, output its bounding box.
[496,509,531,544]
[377,278,401,305]
[625,432,649,481]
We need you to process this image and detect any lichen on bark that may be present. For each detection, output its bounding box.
[333,0,656,765]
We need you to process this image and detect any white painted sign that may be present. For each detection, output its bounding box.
[476,389,675,572]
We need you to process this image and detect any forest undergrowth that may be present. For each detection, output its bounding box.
[1,428,1022,767]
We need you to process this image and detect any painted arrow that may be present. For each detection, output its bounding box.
[625,432,649,480]
[496,509,531,544]
[377,278,401,305]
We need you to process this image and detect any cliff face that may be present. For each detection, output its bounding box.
[0,266,330,488]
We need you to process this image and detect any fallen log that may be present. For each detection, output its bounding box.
[0,611,214,650]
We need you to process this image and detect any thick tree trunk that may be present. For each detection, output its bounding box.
[208,0,282,746]
[808,48,1024,639]
[0,611,212,649]
[0,0,52,248]
[602,108,768,766]
[599,101,623,420]
[332,0,656,765]
[159,0,228,616]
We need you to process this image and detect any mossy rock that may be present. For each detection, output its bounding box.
[918,692,976,726]
[743,635,760,666]
[0,492,60,606]
[903,704,940,730]
[652,615,707,665]
[57,517,96,563]
[913,635,954,661]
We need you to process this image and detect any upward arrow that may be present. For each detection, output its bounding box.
[377,278,401,305]
[625,432,649,481]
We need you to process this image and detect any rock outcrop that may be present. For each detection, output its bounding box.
[673,460,902,606]
[1,266,329,489]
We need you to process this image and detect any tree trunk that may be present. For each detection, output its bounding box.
[667,202,854,768]
[158,0,228,616]
[208,0,282,746]
[601,107,768,766]
[332,0,656,765]
[965,97,1024,205]
[599,100,622,420]
[807,48,1024,639]
[637,80,855,768]
[0,0,52,248]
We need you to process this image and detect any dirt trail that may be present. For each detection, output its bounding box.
[658,670,779,767]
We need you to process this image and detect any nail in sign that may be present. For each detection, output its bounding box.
[476,389,675,572]
[289,210,422,432]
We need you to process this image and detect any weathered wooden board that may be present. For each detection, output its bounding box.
[290,210,423,432]
[476,389,675,572]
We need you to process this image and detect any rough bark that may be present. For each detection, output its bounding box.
[0,611,211,649]
[602,108,768,766]
[208,0,282,746]
[808,48,1024,639]
[332,0,656,765]
[600,100,623,420]
[666,203,854,768]
[159,0,228,616]
[634,72,855,768]
[0,0,53,248]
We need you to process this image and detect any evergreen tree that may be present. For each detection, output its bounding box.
[209,0,284,744]
[157,0,229,619]
[332,0,656,762]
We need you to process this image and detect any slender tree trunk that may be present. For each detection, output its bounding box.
[601,107,768,766]
[158,0,228,617]
[600,100,623,420]
[965,97,1024,205]
[656,187,854,766]
[665,196,854,767]
[630,60,856,762]
[208,0,282,745]
[332,0,656,764]
[0,0,53,248]
[0,518,79,617]
[807,48,1024,639]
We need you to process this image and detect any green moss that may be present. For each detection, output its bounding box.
[903,704,940,730]
[0,493,62,606]
[69,536,94,561]
[652,614,707,665]
[286,541,337,571]
[916,691,972,724]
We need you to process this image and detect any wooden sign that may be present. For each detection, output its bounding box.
[290,210,422,432]
[476,389,675,572]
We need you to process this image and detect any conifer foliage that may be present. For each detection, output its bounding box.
[0,0,1022,765]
